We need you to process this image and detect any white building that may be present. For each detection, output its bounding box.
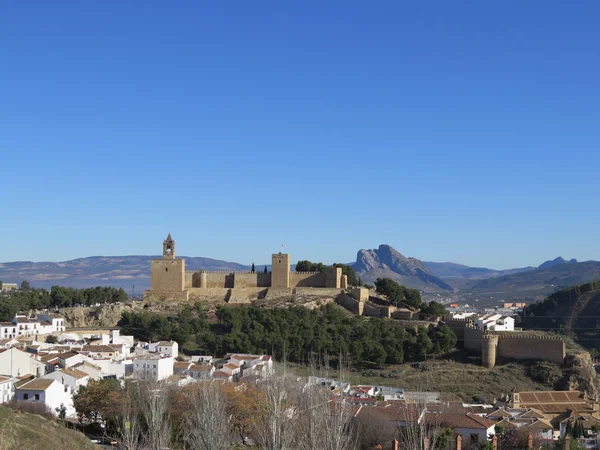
[157,341,178,358]
[36,313,66,333]
[133,356,173,381]
[15,378,75,417]
[0,347,46,377]
[0,375,15,403]
[475,314,515,331]
[0,283,18,292]
[42,367,90,389]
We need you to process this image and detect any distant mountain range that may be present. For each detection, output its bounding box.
[0,248,595,298]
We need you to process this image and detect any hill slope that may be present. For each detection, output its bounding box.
[0,405,95,450]
[466,261,600,295]
[352,245,453,292]
[424,261,534,279]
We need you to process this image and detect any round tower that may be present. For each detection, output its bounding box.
[482,334,499,369]
[200,271,207,289]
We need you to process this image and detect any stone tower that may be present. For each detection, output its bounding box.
[482,334,499,369]
[150,233,185,292]
[163,233,175,259]
[271,252,290,288]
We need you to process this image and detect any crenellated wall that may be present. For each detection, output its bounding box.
[456,322,565,367]
[290,272,326,287]
[496,334,565,364]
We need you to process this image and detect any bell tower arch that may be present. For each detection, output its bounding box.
[163,233,175,259]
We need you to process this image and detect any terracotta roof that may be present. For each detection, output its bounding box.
[40,354,60,363]
[60,368,89,379]
[18,378,55,391]
[523,419,553,430]
[487,408,512,418]
[520,408,546,419]
[425,413,496,430]
[212,371,231,378]
[495,418,518,429]
[174,362,192,369]
[0,376,12,383]
[0,322,15,327]
[158,341,175,346]
[189,364,213,372]
[59,351,79,359]
[82,345,115,353]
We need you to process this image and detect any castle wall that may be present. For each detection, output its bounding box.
[195,271,234,288]
[293,287,343,297]
[443,318,472,341]
[482,334,498,369]
[150,259,185,292]
[326,267,342,288]
[185,272,193,288]
[290,272,326,287]
[464,326,484,352]
[496,334,565,364]
[234,272,271,288]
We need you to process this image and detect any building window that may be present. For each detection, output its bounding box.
[165,268,168,272]
[23,394,28,400]
[34,394,40,400]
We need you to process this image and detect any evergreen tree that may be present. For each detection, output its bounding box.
[251,263,255,273]
[264,266,268,274]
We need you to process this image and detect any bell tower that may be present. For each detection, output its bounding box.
[163,233,175,259]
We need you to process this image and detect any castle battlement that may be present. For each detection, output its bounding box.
[147,235,343,300]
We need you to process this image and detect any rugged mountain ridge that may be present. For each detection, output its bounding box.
[538,256,578,269]
[352,245,454,292]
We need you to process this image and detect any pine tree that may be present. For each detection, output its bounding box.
[251,263,255,273]
[264,266,268,274]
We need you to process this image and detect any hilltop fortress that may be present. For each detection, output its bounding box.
[144,234,347,302]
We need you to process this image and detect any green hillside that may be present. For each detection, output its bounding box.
[0,406,95,450]
[520,281,600,353]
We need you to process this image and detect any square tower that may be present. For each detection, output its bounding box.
[271,253,290,288]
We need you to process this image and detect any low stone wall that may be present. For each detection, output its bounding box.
[335,294,363,315]
[144,290,189,302]
[293,287,342,296]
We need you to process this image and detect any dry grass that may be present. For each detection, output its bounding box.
[0,405,95,450]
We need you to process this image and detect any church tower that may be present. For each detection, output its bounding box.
[163,233,175,259]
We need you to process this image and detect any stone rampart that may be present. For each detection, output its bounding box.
[293,287,342,297]
[496,334,565,364]
[335,293,363,315]
[442,317,473,341]
[290,272,327,287]
[464,325,484,352]
[233,272,272,288]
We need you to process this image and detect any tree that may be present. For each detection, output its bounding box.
[139,381,172,450]
[296,260,327,273]
[374,278,422,309]
[55,403,66,420]
[20,280,30,291]
[0,280,3,290]
[45,335,58,344]
[251,263,255,273]
[264,266,268,274]
[420,301,449,317]
[222,381,265,440]
[179,382,231,450]
[73,379,120,423]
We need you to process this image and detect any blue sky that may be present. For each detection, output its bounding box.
[1,1,599,269]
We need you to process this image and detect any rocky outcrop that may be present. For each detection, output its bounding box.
[352,244,453,291]
[57,303,142,328]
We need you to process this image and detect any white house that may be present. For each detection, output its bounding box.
[42,367,90,389]
[0,375,15,403]
[0,322,18,339]
[133,356,173,381]
[185,364,214,380]
[475,314,515,331]
[0,347,46,377]
[435,413,496,443]
[15,378,75,417]
[12,315,41,337]
[58,351,84,368]
[36,313,66,333]
[157,341,178,358]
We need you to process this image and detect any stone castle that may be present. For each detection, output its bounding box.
[444,317,566,369]
[145,234,348,302]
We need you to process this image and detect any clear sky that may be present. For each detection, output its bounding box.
[1,1,599,269]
